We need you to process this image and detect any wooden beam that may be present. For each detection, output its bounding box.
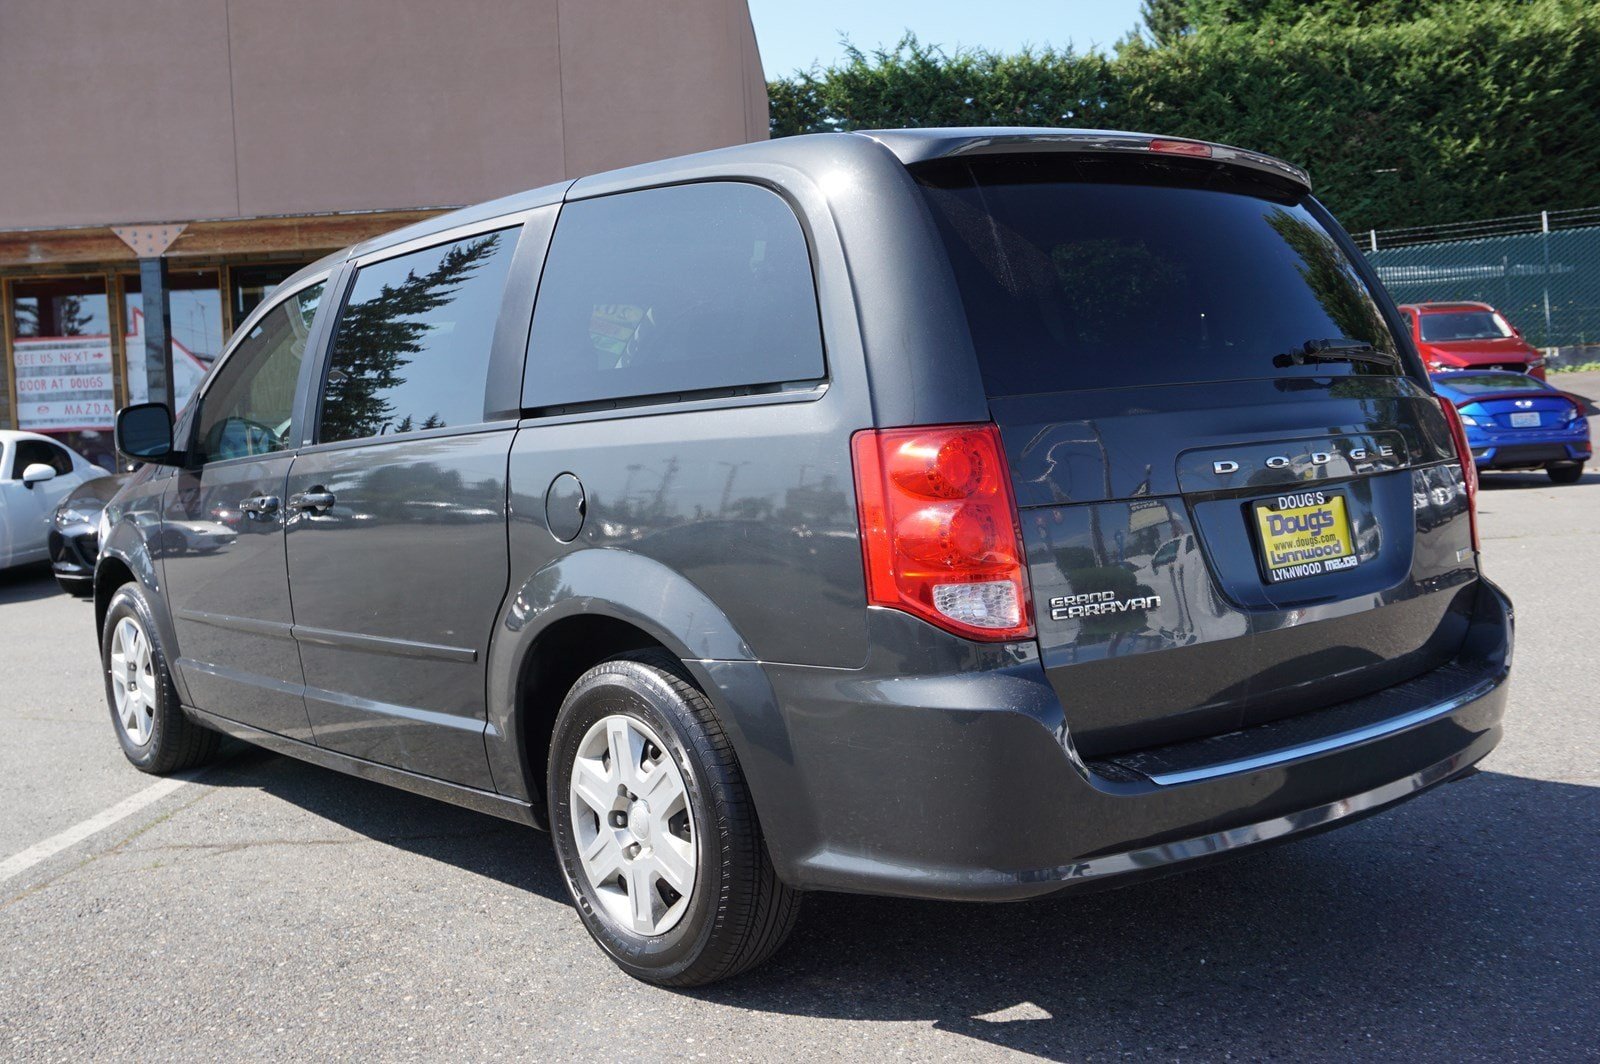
[0,209,451,270]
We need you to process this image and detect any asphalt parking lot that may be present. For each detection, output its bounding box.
[3,376,1598,1062]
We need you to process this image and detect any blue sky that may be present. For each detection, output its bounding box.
[747,0,1146,78]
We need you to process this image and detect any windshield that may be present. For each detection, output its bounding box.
[1419,310,1512,342]
[916,155,1401,397]
[1436,372,1547,395]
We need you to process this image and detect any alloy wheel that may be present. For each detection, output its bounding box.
[109,617,157,747]
[568,713,698,936]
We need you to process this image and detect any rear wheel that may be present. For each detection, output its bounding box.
[547,650,800,986]
[100,583,220,774]
[1547,462,1585,485]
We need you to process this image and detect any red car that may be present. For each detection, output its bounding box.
[1398,301,1546,379]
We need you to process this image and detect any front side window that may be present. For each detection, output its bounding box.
[11,439,73,478]
[524,182,824,409]
[1418,311,1513,342]
[918,155,1402,397]
[319,229,517,443]
[195,283,324,463]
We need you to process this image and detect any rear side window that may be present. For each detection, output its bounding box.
[524,182,823,409]
[320,229,517,443]
[917,156,1401,397]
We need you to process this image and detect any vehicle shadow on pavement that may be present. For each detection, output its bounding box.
[197,744,569,903]
[699,770,1600,1060]
[194,746,1599,1058]
[0,565,68,606]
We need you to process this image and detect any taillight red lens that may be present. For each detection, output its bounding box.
[852,424,1033,641]
[1148,138,1213,158]
[1437,398,1481,552]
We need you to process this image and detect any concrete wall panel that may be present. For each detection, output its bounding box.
[0,0,767,229]
[228,0,567,216]
[554,0,766,179]
[0,0,239,228]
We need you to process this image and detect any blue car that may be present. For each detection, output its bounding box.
[1431,370,1592,484]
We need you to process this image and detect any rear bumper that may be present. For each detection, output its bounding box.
[707,579,1512,901]
[1468,433,1590,469]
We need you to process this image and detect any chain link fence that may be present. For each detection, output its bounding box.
[1363,207,1600,367]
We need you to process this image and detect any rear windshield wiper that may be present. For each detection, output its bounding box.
[1274,338,1401,371]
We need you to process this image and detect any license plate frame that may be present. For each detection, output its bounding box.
[1251,490,1360,583]
[1510,411,1541,428]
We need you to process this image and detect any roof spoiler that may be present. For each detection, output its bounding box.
[854,128,1312,194]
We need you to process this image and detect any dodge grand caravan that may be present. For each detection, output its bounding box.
[98,128,1513,987]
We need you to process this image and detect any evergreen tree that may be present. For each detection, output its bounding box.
[1141,0,1192,44]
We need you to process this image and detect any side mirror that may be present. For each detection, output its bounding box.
[21,463,56,488]
[115,403,183,466]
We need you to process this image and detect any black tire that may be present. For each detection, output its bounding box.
[547,650,800,986]
[1547,462,1585,485]
[56,575,93,597]
[100,582,220,774]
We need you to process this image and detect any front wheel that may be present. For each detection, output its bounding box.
[548,651,800,986]
[1547,462,1585,485]
[100,583,220,774]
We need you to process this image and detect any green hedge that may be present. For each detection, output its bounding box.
[767,1,1600,231]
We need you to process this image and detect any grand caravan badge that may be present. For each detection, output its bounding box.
[1049,589,1162,621]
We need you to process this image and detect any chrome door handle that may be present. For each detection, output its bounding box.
[289,489,337,514]
[239,494,280,518]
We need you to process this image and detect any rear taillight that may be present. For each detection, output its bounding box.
[851,424,1033,642]
[1437,398,1480,552]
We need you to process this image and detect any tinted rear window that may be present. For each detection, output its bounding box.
[524,182,824,409]
[1436,372,1547,394]
[917,156,1401,396]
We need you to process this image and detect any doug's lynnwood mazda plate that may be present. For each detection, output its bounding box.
[1253,490,1361,582]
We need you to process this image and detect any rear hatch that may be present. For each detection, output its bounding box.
[916,150,1478,757]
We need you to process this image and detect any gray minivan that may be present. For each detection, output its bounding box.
[101,128,1512,986]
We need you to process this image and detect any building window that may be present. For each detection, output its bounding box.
[232,264,309,326]
[122,269,224,415]
[9,276,116,470]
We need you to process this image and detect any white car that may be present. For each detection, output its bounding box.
[0,430,108,570]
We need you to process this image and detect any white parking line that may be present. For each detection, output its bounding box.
[0,774,196,885]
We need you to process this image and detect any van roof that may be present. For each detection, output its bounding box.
[331,126,1311,274]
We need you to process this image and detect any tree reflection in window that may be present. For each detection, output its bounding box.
[320,231,515,444]
[1265,209,1394,354]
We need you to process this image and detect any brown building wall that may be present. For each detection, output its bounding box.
[0,0,768,229]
